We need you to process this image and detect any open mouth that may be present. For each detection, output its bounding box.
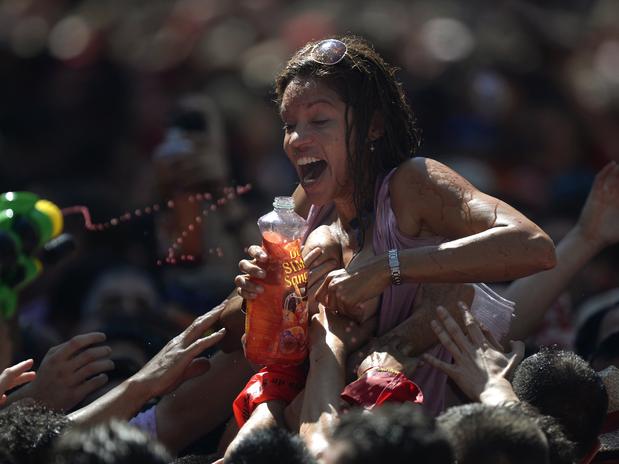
[298,157,328,184]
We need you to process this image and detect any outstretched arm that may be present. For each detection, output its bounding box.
[69,303,226,426]
[504,161,619,341]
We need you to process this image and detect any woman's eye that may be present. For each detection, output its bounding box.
[282,123,295,133]
[312,119,328,126]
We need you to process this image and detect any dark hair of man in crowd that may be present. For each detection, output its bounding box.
[0,401,69,464]
[274,34,420,236]
[512,348,608,459]
[49,420,171,464]
[225,426,316,464]
[438,402,551,464]
[326,403,453,464]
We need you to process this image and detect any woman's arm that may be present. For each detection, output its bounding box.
[504,161,619,341]
[316,157,555,314]
[392,157,555,282]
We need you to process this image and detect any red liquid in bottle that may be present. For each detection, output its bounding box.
[245,230,308,366]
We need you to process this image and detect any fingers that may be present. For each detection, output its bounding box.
[247,245,268,262]
[55,333,107,361]
[238,259,266,279]
[0,359,36,390]
[302,246,323,268]
[3,358,34,377]
[307,259,338,289]
[68,346,112,372]
[434,306,471,356]
[184,302,227,342]
[422,353,457,377]
[234,274,263,299]
[73,359,115,385]
[187,328,227,354]
[479,323,504,351]
[74,373,109,401]
[458,303,485,347]
[10,371,36,389]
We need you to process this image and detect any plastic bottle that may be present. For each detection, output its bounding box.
[244,196,309,366]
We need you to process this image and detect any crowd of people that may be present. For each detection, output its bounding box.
[1,1,619,463]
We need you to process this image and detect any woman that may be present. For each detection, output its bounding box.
[236,35,555,413]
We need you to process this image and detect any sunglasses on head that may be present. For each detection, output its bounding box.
[309,38,348,65]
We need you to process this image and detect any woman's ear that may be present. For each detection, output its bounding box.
[368,112,385,141]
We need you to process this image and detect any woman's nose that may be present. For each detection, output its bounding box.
[288,125,312,148]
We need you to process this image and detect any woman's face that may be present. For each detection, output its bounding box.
[280,77,352,206]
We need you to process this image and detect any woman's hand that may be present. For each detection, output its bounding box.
[235,245,269,300]
[314,256,389,320]
[576,161,619,250]
[423,303,523,404]
[0,359,36,406]
[132,302,227,397]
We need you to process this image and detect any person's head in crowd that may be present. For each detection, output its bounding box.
[225,426,316,464]
[575,287,619,365]
[438,403,550,464]
[274,35,419,227]
[512,348,608,459]
[81,266,161,328]
[0,401,69,464]
[50,420,170,464]
[323,403,452,464]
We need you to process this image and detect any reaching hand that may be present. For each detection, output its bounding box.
[423,303,524,404]
[0,359,36,406]
[577,161,619,249]
[15,332,114,411]
[132,301,227,397]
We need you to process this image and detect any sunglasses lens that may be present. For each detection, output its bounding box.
[311,39,347,65]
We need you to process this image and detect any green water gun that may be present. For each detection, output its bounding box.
[0,192,64,319]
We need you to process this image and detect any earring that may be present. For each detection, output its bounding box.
[369,142,375,152]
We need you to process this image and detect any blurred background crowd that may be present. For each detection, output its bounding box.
[0,0,619,413]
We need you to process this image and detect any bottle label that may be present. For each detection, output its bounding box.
[245,235,308,365]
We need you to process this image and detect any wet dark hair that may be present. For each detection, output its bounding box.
[331,403,453,464]
[226,426,316,464]
[512,348,608,459]
[0,401,69,464]
[274,35,420,233]
[50,420,171,464]
[439,403,550,464]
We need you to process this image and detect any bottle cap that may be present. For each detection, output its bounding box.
[273,197,294,210]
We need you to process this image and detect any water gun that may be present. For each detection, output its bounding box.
[0,192,69,319]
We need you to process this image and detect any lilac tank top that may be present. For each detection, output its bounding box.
[304,168,514,415]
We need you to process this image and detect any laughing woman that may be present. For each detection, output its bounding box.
[236,35,555,413]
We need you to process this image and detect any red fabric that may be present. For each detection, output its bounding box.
[340,369,423,409]
[233,365,306,428]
